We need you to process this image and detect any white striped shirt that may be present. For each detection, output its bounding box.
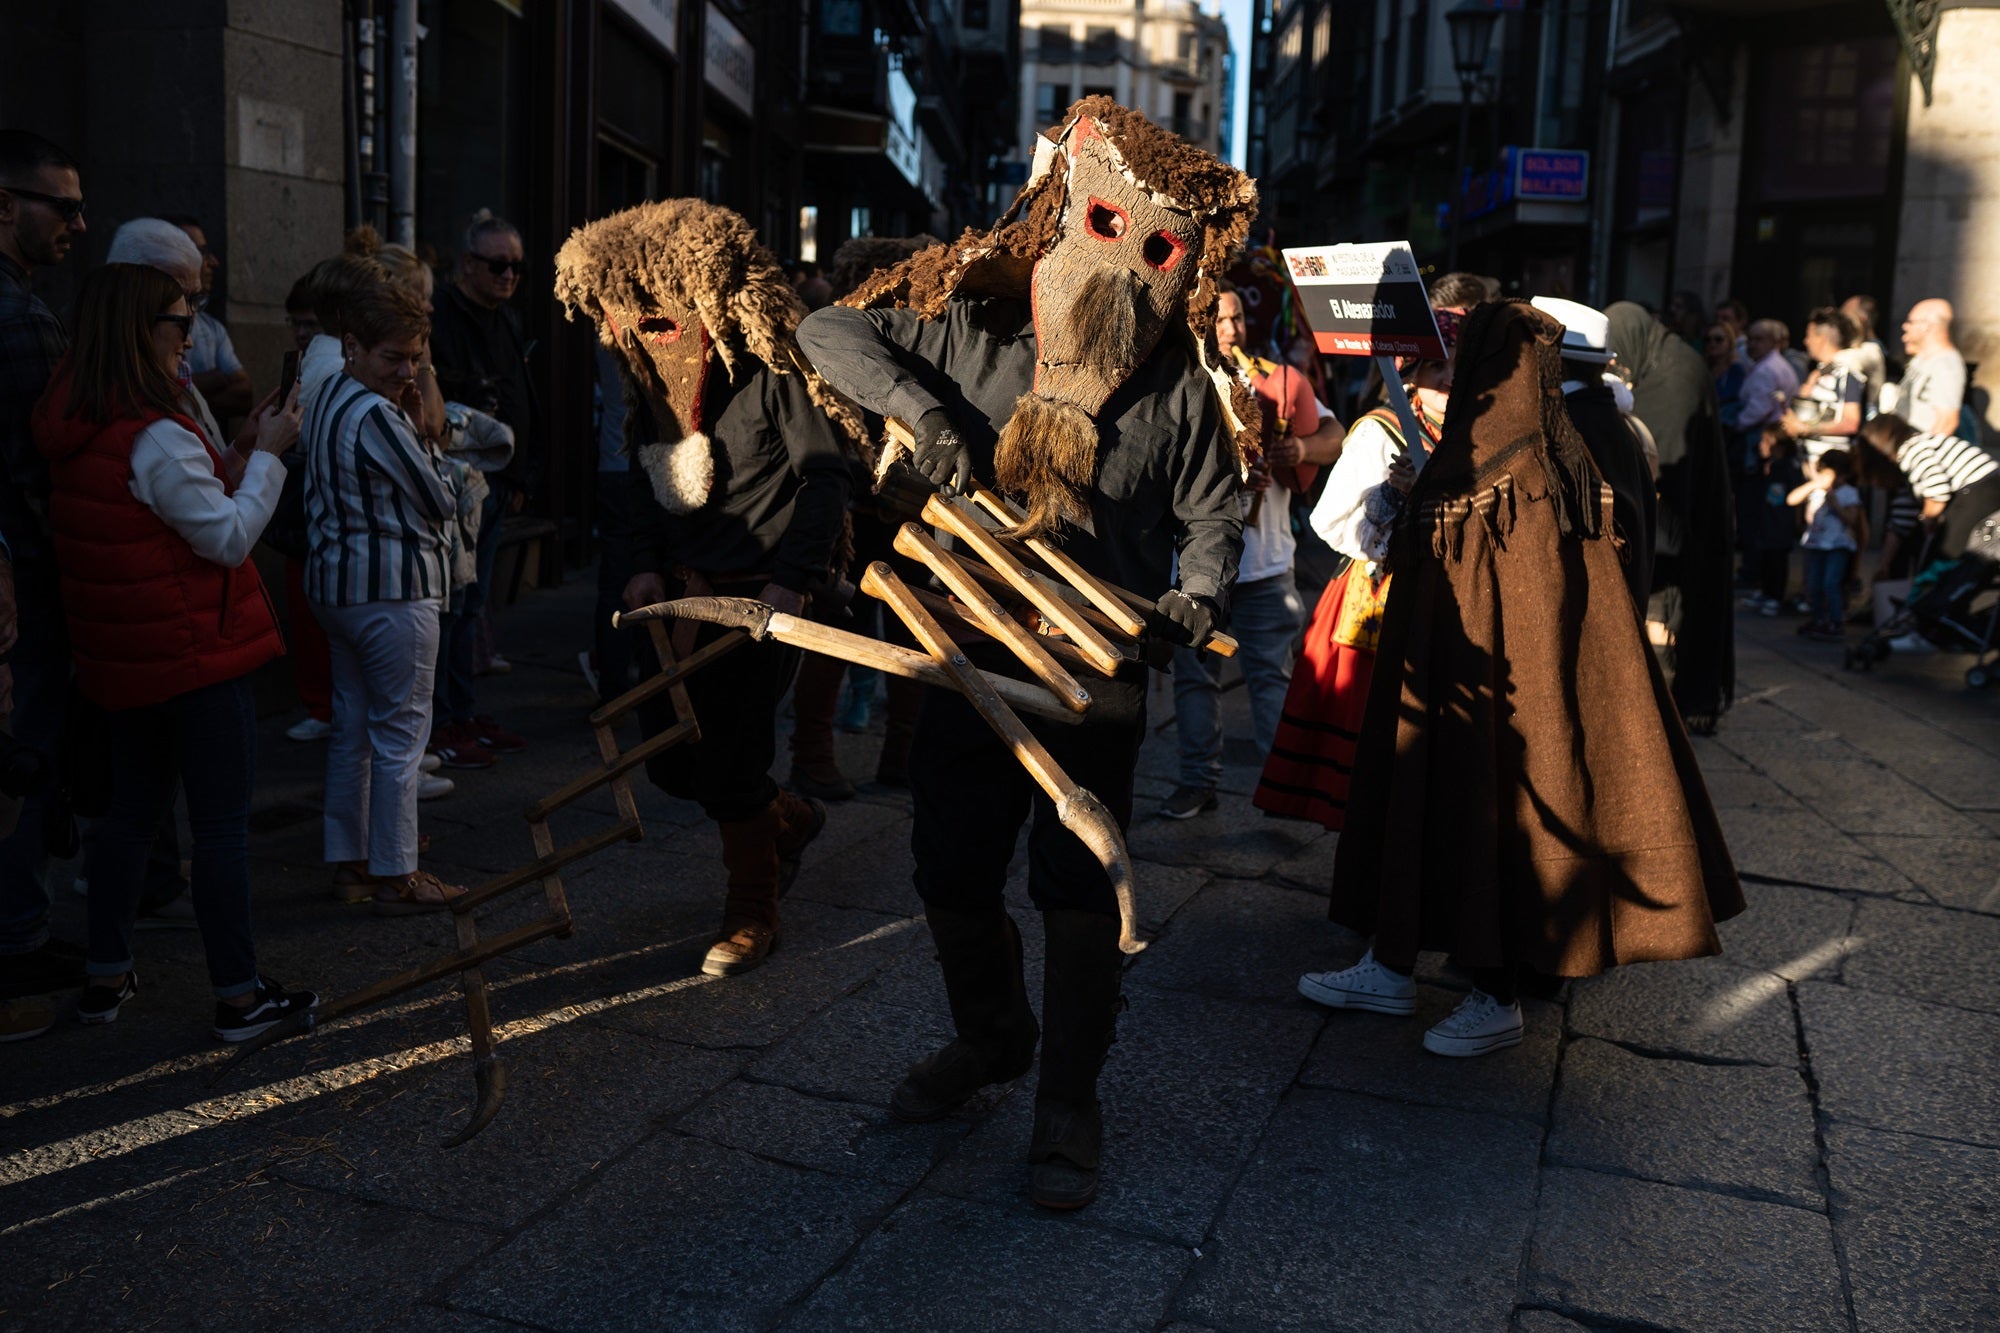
[303,373,457,606]
[1897,432,1998,504]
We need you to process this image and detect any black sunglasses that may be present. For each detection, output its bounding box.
[475,255,525,277]
[4,186,85,223]
[154,313,194,335]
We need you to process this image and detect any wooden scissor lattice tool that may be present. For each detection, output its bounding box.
[208,621,745,1145]
[620,474,1240,964]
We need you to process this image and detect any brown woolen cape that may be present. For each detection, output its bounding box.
[1328,301,1743,977]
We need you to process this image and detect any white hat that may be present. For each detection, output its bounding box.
[1531,296,1613,365]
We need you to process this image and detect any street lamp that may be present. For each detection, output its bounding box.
[1445,0,1502,270]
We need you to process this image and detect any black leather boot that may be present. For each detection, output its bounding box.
[889,905,1039,1122]
[1029,908,1123,1210]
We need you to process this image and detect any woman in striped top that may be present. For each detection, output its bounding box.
[302,283,464,914]
[1856,413,2000,562]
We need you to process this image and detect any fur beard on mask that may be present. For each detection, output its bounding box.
[638,433,714,513]
[993,394,1100,539]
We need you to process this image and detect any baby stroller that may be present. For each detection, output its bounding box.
[1846,511,2000,688]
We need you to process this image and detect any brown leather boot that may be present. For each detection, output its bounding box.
[788,654,855,800]
[1029,909,1124,1210]
[772,789,827,898]
[706,803,783,977]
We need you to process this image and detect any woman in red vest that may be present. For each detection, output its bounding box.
[33,262,318,1040]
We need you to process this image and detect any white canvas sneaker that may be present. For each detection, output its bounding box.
[1422,989,1524,1057]
[1298,948,1417,1015]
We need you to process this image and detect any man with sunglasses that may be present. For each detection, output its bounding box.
[427,210,538,756]
[0,130,87,1001]
[166,214,253,421]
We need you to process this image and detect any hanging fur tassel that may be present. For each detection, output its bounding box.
[993,393,1100,538]
[638,434,715,514]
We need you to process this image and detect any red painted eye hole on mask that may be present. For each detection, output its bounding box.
[1142,230,1187,272]
[637,315,682,344]
[1085,197,1128,242]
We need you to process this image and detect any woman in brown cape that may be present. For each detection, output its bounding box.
[1298,300,1743,1057]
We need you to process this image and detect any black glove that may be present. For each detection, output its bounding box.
[1151,589,1219,648]
[911,407,975,494]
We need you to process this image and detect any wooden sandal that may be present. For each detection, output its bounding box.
[371,869,467,917]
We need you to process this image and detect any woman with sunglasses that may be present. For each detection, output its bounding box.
[31,262,315,1039]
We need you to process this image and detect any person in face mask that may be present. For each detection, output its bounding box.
[796,97,1259,1211]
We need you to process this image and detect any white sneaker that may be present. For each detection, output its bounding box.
[1888,632,1937,655]
[418,774,456,801]
[420,752,443,774]
[1422,989,1524,1057]
[286,716,331,742]
[1298,948,1417,1015]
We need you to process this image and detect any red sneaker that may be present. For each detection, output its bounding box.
[472,714,526,753]
[429,723,496,769]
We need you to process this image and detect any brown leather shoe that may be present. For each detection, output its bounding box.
[702,915,777,976]
[707,803,783,976]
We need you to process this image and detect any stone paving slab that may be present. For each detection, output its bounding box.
[1297,986,1562,1126]
[449,1134,902,1332]
[1175,1088,1542,1333]
[924,988,1321,1247]
[1566,956,1800,1066]
[1798,981,2000,1147]
[1546,1038,1821,1207]
[780,1190,1191,1332]
[1129,877,1344,1007]
[1853,834,2000,914]
[0,1170,492,1333]
[1825,1123,2000,1332]
[1842,896,2000,1013]
[1715,880,1856,979]
[1525,1167,1848,1332]
[1127,797,1317,880]
[677,1079,970,1188]
[1714,806,1916,896]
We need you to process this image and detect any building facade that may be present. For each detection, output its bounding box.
[1012,0,1232,175]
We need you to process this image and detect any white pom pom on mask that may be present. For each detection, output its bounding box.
[638,433,715,513]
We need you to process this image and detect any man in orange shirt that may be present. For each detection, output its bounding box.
[1160,282,1345,818]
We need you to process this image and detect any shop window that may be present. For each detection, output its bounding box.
[1758,37,1896,203]
[596,137,657,216]
[1036,83,1071,124]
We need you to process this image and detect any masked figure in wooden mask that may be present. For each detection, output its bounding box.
[554,200,870,980]
[795,99,1258,1213]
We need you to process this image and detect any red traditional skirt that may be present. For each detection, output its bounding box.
[1252,561,1389,831]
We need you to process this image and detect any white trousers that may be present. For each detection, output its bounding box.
[315,598,442,876]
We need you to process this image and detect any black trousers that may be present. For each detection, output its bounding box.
[638,617,799,824]
[909,658,1145,918]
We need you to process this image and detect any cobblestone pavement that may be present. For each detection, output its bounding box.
[3,576,1996,1332]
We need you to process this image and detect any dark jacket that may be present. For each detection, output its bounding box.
[1562,382,1656,613]
[428,282,539,493]
[626,353,851,594]
[0,252,67,567]
[795,296,1242,609]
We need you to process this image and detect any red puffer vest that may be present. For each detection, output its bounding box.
[33,376,284,710]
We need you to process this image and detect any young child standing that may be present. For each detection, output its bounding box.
[1742,428,1805,616]
[1790,448,1865,641]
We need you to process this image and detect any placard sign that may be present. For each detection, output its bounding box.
[1281,242,1446,361]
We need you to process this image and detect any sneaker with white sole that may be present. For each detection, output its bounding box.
[420,751,443,775]
[1888,632,1937,655]
[285,716,332,742]
[1158,785,1218,820]
[418,773,456,801]
[1421,989,1524,1057]
[78,972,139,1024]
[1298,947,1417,1015]
[213,977,319,1042]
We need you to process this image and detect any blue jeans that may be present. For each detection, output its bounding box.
[1171,572,1305,789]
[85,675,259,999]
[1803,548,1852,625]
[0,563,68,954]
[436,477,511,726]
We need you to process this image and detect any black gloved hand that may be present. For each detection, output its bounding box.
[1151,589,1220,648]
[911,407,975,494]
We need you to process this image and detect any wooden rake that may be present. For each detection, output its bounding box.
[207,622,744,1146]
